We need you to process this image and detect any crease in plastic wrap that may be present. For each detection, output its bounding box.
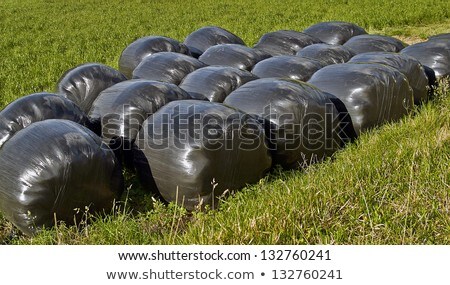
[0,92,88,149]
[198,44,270,71]
[308,63,414,136]
[0,119,123,236]
[56,63,127,113]
[253,30,322,56]
[251,56,323,81]
[88,79,191,166]
[179,66,258,102]
[118,36,190,79]
[183,26,246,58]
[132,52,206,84]
[223,78,344,168]
[296,43,355,65]
[400,40,450,79]
[349,52,429,104]
[303,21,367,45]
[133,100,272,210]
[343,35,407,54]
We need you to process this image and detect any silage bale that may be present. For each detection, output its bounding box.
[56,63,127,113]
[134,100,272,210]
[400,40,450,79]
[198,44,270,71]
[303,21,367,45]
[183,26,246,58]
[296,43,355,65]
[118,36,190,79]
[0,92,88,149]
[253,30,322,56]
[349,52,429,104]
[0,119,123,236]
[308,63,414,136]
[88,79,191,166]
[132,52,206,84]
[223,78,343,168]
[178,66,258,102]
[251,56,323,81]
[343,35,407,54]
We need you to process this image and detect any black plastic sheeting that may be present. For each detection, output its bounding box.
[343,35,407,54]
[88,79,191,166]
[179,66,258,102]
[308,63,414,136]
[134,100,272,210]
[400,40,450,79]
[0,119,123,236]
[223,78,343,168]
[198,44,270,71]
[251,56,323,81]
[349,52,429,104]
[56,63,127,114]
[184,26,246,58]
[303,21,367,45]
[132,52,206,84]
[253,30,322,56]
[118,36,190,79]
[428,33,450,41]
[0,93,88,149]
[296,43,355,65]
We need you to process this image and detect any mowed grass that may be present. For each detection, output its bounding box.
[0,0,449,244]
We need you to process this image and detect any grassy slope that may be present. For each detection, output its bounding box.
[0,0,449,244]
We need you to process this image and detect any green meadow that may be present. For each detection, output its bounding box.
[0,0,449,244]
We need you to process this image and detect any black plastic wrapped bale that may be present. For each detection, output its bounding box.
[349,52,429,104]
[178,66,258,102]
[303,21,367,45]
[198,44,270,71]
[308,63,414,136]
[428,33,450,41]
[251,56,323,81]
[343,35,407,55]
[118,36,190,79]
[400,40,450,79]
[0,119,123,236]
[296,43,355,65]
[183,26,246,58]
[88,79,191,166]
[0,92,88,149]
[57,63,127,113]
[132,52,206,84]
[253,30,322,56]
[223,79,343,168]
[134,100,272,210]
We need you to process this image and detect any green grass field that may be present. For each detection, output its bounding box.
[0,0,449,244]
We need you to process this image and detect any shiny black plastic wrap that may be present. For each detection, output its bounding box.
[303,21,367,45]
[400,40,450,79]
[134,100,272,210]
[343,35,407,54]
[0,92,88,149]
[183,26,246,58]
[178,66,258,102]
[56,63,127,113]
[118,36,190,79]
[296,43,355,65]
[349,52,429,104]
[88,79,191,166]
[132,52,206,84]
[251,56,323,81]
[308,63,414,136]
[198,44,270,71]
[253,30,322,56]
[223,79,343,168]
[428,33,450,41]
[0,119,123,236]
